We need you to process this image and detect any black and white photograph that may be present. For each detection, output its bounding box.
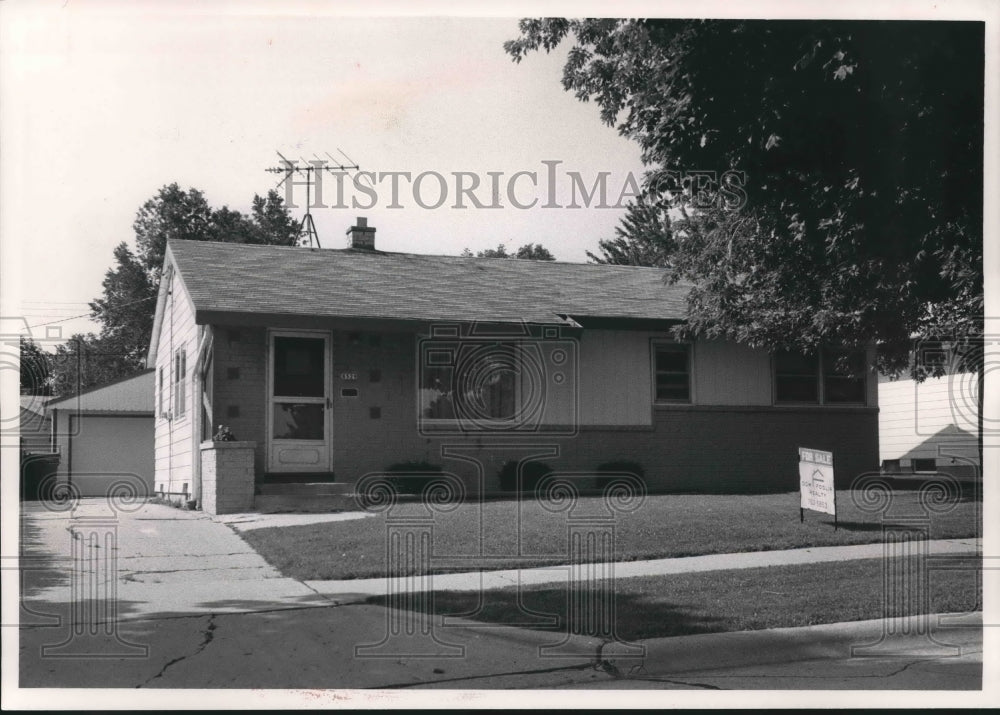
[1,0,996,708]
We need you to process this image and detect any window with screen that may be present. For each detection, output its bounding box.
[158,366,166,417]
[774,350,820,403]
[654,344,691,402]
[823,349,867,403]
[420,344,519,421]
[774,348,867,405]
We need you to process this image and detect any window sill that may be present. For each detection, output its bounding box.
[652,403,876,413]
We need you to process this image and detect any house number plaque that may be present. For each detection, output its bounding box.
[340,372,358,381]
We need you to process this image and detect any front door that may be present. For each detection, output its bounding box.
[267,331,331,473]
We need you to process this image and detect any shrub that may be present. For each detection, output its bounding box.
[383,461,444,495]
[497,460,554,493]
[594,460,646,490]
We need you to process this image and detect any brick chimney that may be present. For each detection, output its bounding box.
[347,217,376,250]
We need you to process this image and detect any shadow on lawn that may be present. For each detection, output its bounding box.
[366,588,727,643]
[817,520,886,532]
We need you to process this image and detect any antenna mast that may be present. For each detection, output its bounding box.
[265,149,359,248]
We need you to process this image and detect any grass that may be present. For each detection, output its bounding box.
[240,488,982,581]
[365,558,982,642]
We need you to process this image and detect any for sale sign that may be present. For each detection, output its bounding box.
[799,447,836,517]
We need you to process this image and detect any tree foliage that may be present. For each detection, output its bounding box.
[133,184,301,277]
[464,243,557,260]
[48,185,301,395]
[19,337,52,396]
[48,333,135,397]
[587,200,674,267]
[507,19,984,376]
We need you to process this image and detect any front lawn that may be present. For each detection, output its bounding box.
[239,488,981,581]
[365,557,981,641]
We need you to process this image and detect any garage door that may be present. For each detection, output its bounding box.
[69,415,154,498]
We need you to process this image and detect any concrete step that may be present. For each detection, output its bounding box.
[254,493,358,514]
[259,482,353,496]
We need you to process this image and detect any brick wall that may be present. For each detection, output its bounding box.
[327,329,879,493]
[211,326,268,478]
[204,324,880,494]
[200,441,255,515]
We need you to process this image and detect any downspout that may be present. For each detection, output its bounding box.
[166,268,173,494]
[191,325,213,508]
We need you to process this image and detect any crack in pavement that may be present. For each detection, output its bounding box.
[18,599,370,632]
[382,639,651,689]
[120,565,272,581]
[594,639,720,689]
[116,552,256,560]
[378,660,601,689]
[136,614,217,688]
[627,675,724,689]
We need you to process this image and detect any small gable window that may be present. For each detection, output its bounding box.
[173,348,187,418]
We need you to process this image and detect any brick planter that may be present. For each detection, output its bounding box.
[200,440,256,515]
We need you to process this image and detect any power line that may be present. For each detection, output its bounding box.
[25,295,157,330]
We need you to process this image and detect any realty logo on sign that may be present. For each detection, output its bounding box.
[799,447,837,527]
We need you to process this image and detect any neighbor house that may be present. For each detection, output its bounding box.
[148,218,879,508]
[878,362,980,479]
[46,370,155,497]
[19,395,52,455]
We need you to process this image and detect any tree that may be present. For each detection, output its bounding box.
[587,200,674,267]
[48,334,133,397]
[506,19,983,377]
[56,184,303,394]
[88,242,159,370]
[464,243,556,260]
[19,337,52,396]
[132,184,301,277]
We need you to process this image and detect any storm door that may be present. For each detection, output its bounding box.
[267,331,331,472]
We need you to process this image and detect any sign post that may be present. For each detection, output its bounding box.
[798,447,837,529]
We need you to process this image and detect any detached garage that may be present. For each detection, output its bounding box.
[47,370,155,498]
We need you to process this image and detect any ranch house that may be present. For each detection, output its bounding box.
[147,218,879,512]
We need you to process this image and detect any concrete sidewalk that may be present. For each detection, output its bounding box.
[19,500,331,621]
[216,510,376,532]
[304,537,981,601]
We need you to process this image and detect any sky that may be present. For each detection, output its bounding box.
[1,0,996,349]
[1,3,650,342]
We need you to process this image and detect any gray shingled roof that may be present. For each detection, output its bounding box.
[168,240,690,325]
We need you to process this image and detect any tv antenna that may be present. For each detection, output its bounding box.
[266,149,359,248]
